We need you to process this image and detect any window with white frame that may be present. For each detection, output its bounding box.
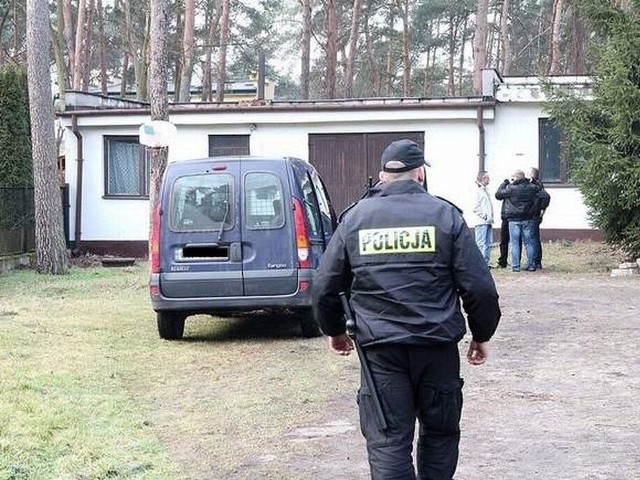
[104,136,150,197]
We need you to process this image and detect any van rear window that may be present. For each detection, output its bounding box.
[245,172,285,230]
[170,173,234,231]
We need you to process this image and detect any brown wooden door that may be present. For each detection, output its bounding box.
[309,132,424,214]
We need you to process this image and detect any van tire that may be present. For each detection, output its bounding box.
[299,308,322,338]
[157,312,186,340]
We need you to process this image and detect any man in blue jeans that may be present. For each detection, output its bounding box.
[473,171,494,266]
[527,167,551,269]
[495,170,543,272]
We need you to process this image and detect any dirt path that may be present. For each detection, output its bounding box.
[456,274,640,479]
[138,273,640,479]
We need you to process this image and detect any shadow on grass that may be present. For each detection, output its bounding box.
[179,310,310,343]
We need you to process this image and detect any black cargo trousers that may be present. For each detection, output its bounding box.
[358,342,463,480]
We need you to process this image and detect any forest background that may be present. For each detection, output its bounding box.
[0,0,602,103]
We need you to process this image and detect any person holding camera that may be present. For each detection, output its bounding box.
[495,169,543,272]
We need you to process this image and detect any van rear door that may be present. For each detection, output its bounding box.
[160,162,244,298]
[241,162,298,296]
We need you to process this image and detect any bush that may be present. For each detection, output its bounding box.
[0,66,32,187]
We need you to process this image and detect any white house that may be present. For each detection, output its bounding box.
[57,70,597,257]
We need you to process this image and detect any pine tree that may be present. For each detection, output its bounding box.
[546,1,640,257]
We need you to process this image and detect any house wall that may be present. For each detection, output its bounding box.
[487,102,591,230]
[60,98,595,254]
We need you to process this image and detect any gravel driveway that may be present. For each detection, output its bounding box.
[284,273,640,480]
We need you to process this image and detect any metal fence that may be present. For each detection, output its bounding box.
[0,186,69,256]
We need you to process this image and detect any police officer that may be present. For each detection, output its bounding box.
[311,139,501,480]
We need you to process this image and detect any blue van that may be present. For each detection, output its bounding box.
[149,156,337,340]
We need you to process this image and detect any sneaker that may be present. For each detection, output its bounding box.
[497,263,507,269]
[512,268,520,272]
[525,266,537,272]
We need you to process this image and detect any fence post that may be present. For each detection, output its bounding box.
[21,187,27,254]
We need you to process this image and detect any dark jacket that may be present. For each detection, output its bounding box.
[311,180,501,347]
[495,178,541,221]
[530,179,551,218]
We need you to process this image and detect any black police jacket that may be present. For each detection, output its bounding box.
[311,180,501,347]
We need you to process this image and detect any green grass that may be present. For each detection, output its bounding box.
[0,266,183,480]
[0,240,626,479]
[490,239,622,274]
[0,263,351,479]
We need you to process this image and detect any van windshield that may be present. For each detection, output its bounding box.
[169,173,234,232]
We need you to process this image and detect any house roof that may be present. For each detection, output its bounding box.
[57,94,497,117]
[56,71,593,117]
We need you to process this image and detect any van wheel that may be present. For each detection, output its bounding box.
[157,312,186,340]
[299,308,322,338]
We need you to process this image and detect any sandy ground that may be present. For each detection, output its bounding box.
[270,273,640,480]
[146,272,640,480]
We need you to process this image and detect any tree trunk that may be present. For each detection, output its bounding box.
[423,47,431,96]
[473,0,489,94]
[26,0,69,274]
[300,0,312,100]
[549,0,564,75]
[178,0,195,102]
[500,0,511,74]
[216,0,230,102]
[123,0,134,95]
[384,9,395,96]
[149,0,170,256]
[137,10,151,101]
[447,14,456,96]
[52,1,67,101]
[97,0,108,95]
[62,0,75,83]
[325,0,338,99]
[364,12,380,96]
[344,0,362,98]
[73,0,87,90]
[458,15,468,93]
[567,1,586,74]
[124,0,150,101]
[81,0,94,91]
[424,18,441,96]
[121,52,129,96]
[398,0,411,96]
[202,0,221,101]
[173,7,185,101]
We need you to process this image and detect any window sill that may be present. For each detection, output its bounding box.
[102,195,150,200]
[542,183,578,189]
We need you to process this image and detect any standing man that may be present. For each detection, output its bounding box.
[527,167,551,269]
[495,169,542,272]
[312,139,501,480]
[495,191,511,268]
[473,171,494,266]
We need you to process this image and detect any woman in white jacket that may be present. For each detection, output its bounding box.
[473,171,494,266]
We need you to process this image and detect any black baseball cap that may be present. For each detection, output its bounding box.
[381,139,430,173]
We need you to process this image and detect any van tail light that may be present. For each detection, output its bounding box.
[293,198,311,268]
[150,203,161,274]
